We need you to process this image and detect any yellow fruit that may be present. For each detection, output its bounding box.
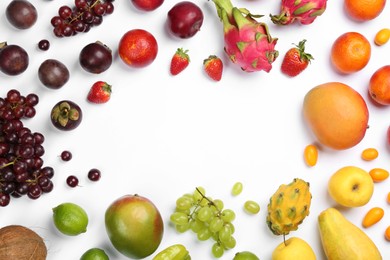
[303,82,369,150]
[304,144,318,167]
[266,178,312,236]
[362,207,384,228]
[318,208,382,260]
[272,237,316,260]
[374,28,390,46]
[369,168,389,182]
[361,148,378,161]
[328,166,374,207]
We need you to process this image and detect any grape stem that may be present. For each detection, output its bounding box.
[195,187,222,214]
[67,0,102,24]
[0,160,15,169]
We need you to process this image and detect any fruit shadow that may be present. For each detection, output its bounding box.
[98,242,122,259]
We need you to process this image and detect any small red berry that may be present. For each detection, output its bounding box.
[281,39,314,77]
[87,81,112,104]
[170,48,190,75]
[203,55,223,81]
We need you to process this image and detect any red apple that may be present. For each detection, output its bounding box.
[105,194,164,259]
[131,0,164,11]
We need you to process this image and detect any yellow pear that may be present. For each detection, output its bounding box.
[318,207,382,260]
[272,237,316,260]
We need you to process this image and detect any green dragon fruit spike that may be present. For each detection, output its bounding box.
[210,0,279,72]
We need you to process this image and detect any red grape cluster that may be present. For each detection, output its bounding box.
[50,0,114,37]
[0,89,54,207]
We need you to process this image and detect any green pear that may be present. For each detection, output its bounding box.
[318,207,382,260]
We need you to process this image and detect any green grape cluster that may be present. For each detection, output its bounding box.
[170,187,237,258]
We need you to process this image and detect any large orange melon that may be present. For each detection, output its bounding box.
[303,82,369,150]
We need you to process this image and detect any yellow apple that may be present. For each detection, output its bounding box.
[272,237,316,260]
[328,166,374,207]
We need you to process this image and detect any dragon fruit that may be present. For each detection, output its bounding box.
[270,0,327,25]
[266,178,312,236]
[210,0,278,73]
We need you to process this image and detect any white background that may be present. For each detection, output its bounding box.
[1,0,390,259]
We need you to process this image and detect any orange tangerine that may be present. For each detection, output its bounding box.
[330,32,371,74]
[344,0,386,21]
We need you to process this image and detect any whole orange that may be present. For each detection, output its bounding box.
[344,0,386,21]
[330,32,371,74]
[369,65,390,105]
[118,29,158,68]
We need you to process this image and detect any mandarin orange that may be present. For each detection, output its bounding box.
[330,32,371,74]
[344,0,386,21]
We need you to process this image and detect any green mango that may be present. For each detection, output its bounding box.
[105,194,164,259]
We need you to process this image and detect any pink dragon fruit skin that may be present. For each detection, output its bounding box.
[270,0,327,25]
[211,0,279,73]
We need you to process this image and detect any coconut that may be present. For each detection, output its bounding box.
[0,225,47,260]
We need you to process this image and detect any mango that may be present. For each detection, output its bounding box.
[105,194,164,259]
[303,82,369,150]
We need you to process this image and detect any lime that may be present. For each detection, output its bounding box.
[80,248,109,260]
[52,202,88,236]
[233,251,260,260]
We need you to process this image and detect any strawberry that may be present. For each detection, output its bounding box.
[203,55,223,81]
[87,81,112,104]
[170,48,190,75]
[281,39,314,77]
